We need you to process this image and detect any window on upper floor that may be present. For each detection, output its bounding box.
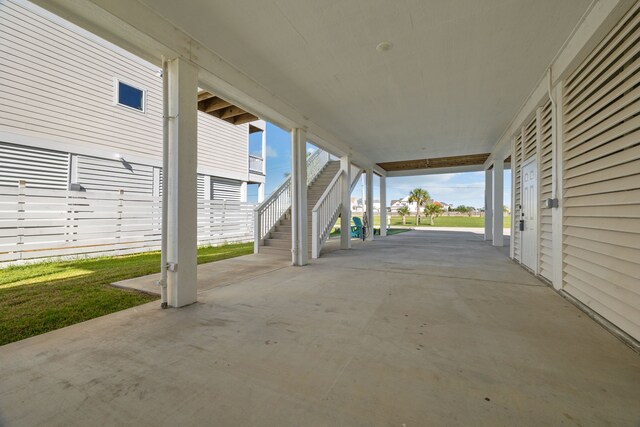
[116,80,145,112]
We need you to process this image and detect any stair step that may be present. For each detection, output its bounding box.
[275,225,291,232]
[264,238,290,248]
[270,231,292,239]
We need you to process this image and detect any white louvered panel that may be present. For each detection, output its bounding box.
[562,4,640,341]
[0,141,69,189]
[524,118,537,159]
[77,155,154,194]
[513,133,523,261]
[539,100,553,281]
[197,174,205,199]
[212,177,241,202]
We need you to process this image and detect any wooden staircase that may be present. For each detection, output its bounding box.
[260,161,341,257]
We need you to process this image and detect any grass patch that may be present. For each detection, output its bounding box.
[0,242,253,346]
[380,215,511,228]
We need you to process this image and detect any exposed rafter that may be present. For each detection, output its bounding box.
[378,153,491,172]
[197,90,258,125]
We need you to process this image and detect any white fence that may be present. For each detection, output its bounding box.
[0,185,254,263]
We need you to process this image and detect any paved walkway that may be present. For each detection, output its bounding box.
[0,230,638,426]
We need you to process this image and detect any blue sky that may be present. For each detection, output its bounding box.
[248,122,511,209]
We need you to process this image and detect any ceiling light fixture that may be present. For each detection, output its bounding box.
[376,41,393,52]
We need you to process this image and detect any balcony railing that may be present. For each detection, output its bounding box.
[249,155,264,174]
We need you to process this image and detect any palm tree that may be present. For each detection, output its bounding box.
[408,188,430,225]
[424,203,444,226]
[397,205,410,225]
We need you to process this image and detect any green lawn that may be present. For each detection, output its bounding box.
[0,242,253,346]
[352,215,511,228]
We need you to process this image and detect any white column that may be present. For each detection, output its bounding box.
[257,183,265,203]
[166,58,198,308]
[361,174,366,213]
[492,159,504,247]
[484,168,493,241]
[340,155,352,249]
[379,175,387,236]
[240,182,248,202]
[291,128,308,266]
[365,169,374,241]
[262,126,267,175]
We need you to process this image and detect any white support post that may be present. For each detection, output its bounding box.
[492,159,504,247]
[365,169,374,241]
[166,58,198,308]
[379,175,387,237]
[257,183,265,203]
[484,168,493,241]
[340,155,352,249]
[240,182,248,203]
[262,126,267,175]
[510,138,516,259]
[291,128,308,266]
[551,83,564,290]
[203,175,212,199]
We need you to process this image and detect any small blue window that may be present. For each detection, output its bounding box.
[117,81,145,112]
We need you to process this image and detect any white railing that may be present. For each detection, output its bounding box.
[253,178,291,253]
[307,149,330,186]
[253,148,330,253]
[0,185,254,264]
[350,165,363,191]
[311,169,343,259]
[249,155,264,174]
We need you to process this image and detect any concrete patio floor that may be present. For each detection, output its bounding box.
[1,230,639,426]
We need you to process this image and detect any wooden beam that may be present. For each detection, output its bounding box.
[199,97,231,114]
[378,153,491,171]
[220,106,246,120]
[196,90,258,126]
[197,91,215,102]
[234,113,258,125]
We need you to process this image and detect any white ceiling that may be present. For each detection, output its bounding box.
[141,0,591,163]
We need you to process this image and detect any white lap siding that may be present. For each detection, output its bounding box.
[562,3,640,341]
[0,0,162,158]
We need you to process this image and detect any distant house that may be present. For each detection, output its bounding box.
[0,0,266,201]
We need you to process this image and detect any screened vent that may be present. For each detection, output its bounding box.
[539,100,554,281]
[0,142,69,189]
[197,174,205,199]
[562,3,640,341]
[513,133,523,261]
[76,155,154,194]
[212,177,241,201]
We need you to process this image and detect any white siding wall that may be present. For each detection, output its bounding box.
[198,112,249,181]
[508,3,640,343]
[0,0,249,181]
[0,0,163,159]
[562,3,640,341]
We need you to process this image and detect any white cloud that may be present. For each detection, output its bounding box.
[266,146,278,158]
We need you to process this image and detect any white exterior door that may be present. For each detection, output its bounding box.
[521,157,537,271]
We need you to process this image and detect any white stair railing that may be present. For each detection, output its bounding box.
[311,169,343,259]
[306,149,330,186]
[254,148,330,253]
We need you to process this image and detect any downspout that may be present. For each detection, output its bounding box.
[157,57,169,309]
[548,68,558,200]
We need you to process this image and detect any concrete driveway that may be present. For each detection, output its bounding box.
[1,230,638,426]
